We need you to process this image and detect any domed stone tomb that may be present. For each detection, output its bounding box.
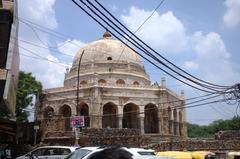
[38,32,187,142]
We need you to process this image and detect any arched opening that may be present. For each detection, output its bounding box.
[98,79,106,85]
[116,79,125,86]
[80,80,87,87]
[44,106,54,118]
[102,102,117,128]
[77,103,90,127]
[123,103,139,129]
[173,108,178,135]
[133,81,139,86]
[168,106,173,134]
[144,104,159,133]
[59,105,72,131]
[107,57,112,60]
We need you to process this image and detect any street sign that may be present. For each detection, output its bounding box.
[71,116,85,128]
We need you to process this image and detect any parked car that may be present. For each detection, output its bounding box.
[190,151,215,159]
[227,151,240,159]
[64,146,156,159]
[16,146,79,159]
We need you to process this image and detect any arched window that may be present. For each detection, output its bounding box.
[98,79,106,85]
[107,57,112,60]
[133,81,139,86]
[123,103,139,129]
[102,102,117,128]
[116,79,125,85]
[80,80,87,86]
[144,104,159,133]
[59,105,72,131]
[44,106,54,118]
[77,103,90,127]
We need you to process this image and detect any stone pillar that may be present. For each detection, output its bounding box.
[169,120,174,135]
[174,121,180,136]
[158,111,162,134]
[118,115,123,129]
[161,77,166,87]
[140,117,144,134]
[72,105,77,116]
[180,90,187,138]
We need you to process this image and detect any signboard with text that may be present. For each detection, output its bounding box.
[71,116,85,128]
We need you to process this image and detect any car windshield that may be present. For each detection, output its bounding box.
[65,149,92,159]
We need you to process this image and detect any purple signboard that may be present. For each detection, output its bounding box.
[71,116,85,128]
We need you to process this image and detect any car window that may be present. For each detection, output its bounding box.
[59,148,71,155]
[65,149,92,159]
[43,148,59,156]
[32,148,45,156]
[137,151,155,156]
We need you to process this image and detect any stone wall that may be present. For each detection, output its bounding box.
[80,128,150,147]
[149,139,240,151]
[42,128,150,147]
[215,130,240,140]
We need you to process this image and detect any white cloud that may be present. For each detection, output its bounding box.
[183,61,199,70]
[223,0,240,28]
[121,6,240,87]
[18,0,58,29]
[58,39,85,57]
[193,32,230,59]
[189,32,239,85]
[18,0,69,88]
[19,39,69,88]
[121,7,188,54]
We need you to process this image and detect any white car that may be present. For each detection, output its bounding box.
[64,146,156,159]
[16,146,79,159]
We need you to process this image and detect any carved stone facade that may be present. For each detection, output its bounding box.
[37,32,187,143]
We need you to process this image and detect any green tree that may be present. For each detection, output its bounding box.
[16,71,43,123]
[187,116,240,138]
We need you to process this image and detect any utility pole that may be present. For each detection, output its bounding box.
[75,50,85,146]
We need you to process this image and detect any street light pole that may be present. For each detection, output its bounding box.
[75,50,85,146]
[77,50,85,109]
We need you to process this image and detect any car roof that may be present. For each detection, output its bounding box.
[123,147,155,152]
[35,146,78,151]
[80,147,100,151]
[80,146,154,151]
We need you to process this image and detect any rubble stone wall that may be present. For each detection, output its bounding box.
[150,139,240,151]
[80,128,150,146]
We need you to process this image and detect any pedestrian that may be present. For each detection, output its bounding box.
[88,147,133,159]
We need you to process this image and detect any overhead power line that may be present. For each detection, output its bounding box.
[71,0,240,104]
[93,0,230,90]
[72,0,227,94]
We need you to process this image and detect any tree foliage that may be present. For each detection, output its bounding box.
[16,71,43,123]
[187,116,240,138]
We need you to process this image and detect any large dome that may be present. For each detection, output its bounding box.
[72,32,142,66]
[64,32,150,88]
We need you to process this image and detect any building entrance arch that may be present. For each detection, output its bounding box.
[77,103,90,127]
[102,102,117,128]
[144,104,159,133]
[123,103,139,129]
[59,105,72,131]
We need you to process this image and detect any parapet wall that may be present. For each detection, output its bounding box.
[150,139,240,151]
[80,128,150,147]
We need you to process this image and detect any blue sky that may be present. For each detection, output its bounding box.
[18,0,240,125]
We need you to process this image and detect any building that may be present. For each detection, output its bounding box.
[38,32,187,143]
[0,0,19,142]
